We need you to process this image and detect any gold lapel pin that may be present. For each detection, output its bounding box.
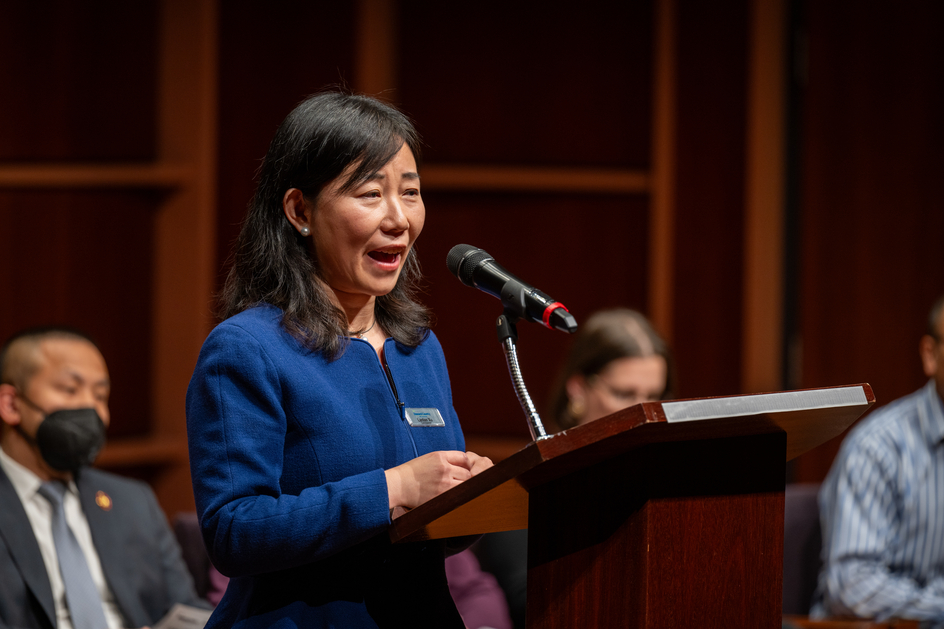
[95,491,113,511]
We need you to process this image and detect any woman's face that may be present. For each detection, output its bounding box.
[567,355,667,426]
[311,144,424,302]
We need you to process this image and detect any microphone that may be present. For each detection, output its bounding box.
[446,244,578,333]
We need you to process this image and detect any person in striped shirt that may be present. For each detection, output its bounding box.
[813,294,944,622]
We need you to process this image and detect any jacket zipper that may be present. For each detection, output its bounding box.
[381,349,418,458]
[382,359,406,420]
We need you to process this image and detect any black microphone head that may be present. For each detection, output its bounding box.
[446,244,494,287]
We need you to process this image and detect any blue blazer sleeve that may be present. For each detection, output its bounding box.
[186,322,392,578]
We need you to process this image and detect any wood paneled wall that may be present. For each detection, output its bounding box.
[215,3,357,288]
[1,0,941,516]
[672,0,750,399]
[0,1,158,161]
[396,0,655,440]
[0,2,160,438]
[791,0,944,482]
[0,0,218,516]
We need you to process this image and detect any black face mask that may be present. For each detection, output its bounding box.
[16,396,107,472]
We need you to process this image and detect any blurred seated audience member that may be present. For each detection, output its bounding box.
[548,307,675,431]
[0,326,207,629]
[446,549,513,629]
[207,566,229,607]
[812,295,944,622]
[475,308,674,627]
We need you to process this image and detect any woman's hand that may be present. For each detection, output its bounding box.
[465,451,493,476]
[385,450,490,510]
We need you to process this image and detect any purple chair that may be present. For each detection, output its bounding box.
[172,512,229,605]
[172,512,212,600]
[446,549,513,629]
[175,512,509,620]
[782,483,823,615]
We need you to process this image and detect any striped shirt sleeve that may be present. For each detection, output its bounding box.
[816,384,944,622]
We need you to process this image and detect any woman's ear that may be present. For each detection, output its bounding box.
[282,188,312,235]
[565,374,586,400]
[565,375,588,414]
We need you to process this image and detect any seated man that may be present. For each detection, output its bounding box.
[813,295,944,621]
[0,327,206,628]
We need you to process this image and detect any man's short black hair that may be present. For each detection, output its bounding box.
[0,326,100,389]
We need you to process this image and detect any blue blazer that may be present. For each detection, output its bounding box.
[186,306,467,628]
[0,465,205,629]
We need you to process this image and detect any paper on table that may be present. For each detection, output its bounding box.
[153,603,213,629]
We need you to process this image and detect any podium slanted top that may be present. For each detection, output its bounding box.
[389,384,875,543]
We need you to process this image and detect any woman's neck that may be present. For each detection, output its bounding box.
[345,304,376,336]
[329,291,386,356]
[328,289,375,330]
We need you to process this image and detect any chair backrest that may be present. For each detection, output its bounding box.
[172,512,211,599]
[782,483,823,615]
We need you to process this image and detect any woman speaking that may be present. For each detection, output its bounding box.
[186,92,490,628]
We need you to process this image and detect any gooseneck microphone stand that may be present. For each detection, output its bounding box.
[496,311,550,441]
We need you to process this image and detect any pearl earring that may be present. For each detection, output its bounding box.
[300,226,310,236]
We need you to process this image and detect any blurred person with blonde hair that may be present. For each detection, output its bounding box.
[550,307,675,431]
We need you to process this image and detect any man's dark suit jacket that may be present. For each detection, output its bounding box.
[0,465,206,629]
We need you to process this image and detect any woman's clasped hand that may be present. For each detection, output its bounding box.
[385,450,493,510]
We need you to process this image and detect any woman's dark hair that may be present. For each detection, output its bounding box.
[220,92,430,358]
[548,308,676,430]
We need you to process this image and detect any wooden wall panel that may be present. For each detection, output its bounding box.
[671,0,750,399]
[397,0,653,168]
[0,191,156,439]
[742,0,788,395]
[215,2,357,287]
[0,1,157,161]
[0,0,161,441]
[793,0,944,482]
[417,191,650,437]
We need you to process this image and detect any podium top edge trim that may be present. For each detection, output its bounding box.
[662,385,869,423]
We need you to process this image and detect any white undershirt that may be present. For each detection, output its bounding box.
[0,448,126,629]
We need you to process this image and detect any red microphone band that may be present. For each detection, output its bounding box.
[542,302,569,328]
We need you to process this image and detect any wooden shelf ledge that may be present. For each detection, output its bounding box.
[95,435,189,469]
[0,163,192,189]
[420,164,651,194]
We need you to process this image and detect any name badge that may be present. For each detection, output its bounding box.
[404,408,446,427]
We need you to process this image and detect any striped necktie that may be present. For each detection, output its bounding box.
[38,480,109,629]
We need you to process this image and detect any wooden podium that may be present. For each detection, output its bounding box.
[390,384,875,628]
